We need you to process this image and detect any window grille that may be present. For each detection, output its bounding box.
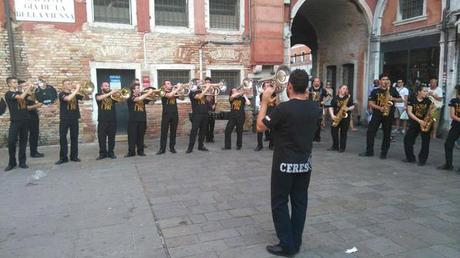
[93,0,131,24]
[157,70,191,88]
[155,0,188,27]
[210,70,240,94]
[210,0,239,30]
[399,0,424,20]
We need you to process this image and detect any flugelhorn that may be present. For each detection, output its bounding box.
[77,80,95,97]
[200,80,226,96]
[143,87,165,101]
[110,88,131,102]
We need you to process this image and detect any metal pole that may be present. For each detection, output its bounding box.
[4,0,17,76]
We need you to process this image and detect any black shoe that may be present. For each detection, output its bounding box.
[31,152,44,158]
[55,159,68,165]
[236,146,242,150]
[156,149,165,155]
[71,158,81,162]
[269,145,274,150]
[4,164,16,171]
[198,147,209,152]
[108,154,117,159]
[379,153,387,159]
[96,155,107,160]
[138,153,146,156]
[437,164,453,170]
[209,139,214,143]
[19,164,29,169]
[222,147,231,150]
[313,138,321,142]
[327,147,338,151]
[417,161,426,166]
[338,149,345,153]
[359,152,373,157]
[254,146,263,151]
[124,153,135,158]
[402,158,416,163]
[266,244,296,257]
[170,148,177,154]
[185,149,193,154]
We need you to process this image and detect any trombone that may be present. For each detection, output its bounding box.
[110,88,131,102]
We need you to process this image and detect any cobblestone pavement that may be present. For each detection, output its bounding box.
[1,127,460,258]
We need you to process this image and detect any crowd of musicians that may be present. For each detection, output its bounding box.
[2,73,460,173]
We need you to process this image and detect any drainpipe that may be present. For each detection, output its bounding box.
[4,0,17,76]
[440,0,451,133]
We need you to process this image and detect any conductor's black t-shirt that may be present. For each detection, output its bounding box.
[59,92,83,120]
[96,93,117,122]
[263,99,321,173]
[5,91,30,121]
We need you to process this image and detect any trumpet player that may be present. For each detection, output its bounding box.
[255,81,275,151]
[95,81,118,160]
[125,82,153,157]
[157,80,184,155]
[186,79,211,153]
[56,80,82,165]
[223,86,250,150]
[4,77,31,171]
[438,84,460,172]
[359,74,401,159]
[328,85,354,152]
[308,77,326,142]
[205,77,216,143]
[402,85,433,166]
[19,80,45,158]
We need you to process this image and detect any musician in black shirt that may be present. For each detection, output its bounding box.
[56,80,83,165]
[223,87,250,150]
[95,81,118,160]
[205,77,216,143]
[308,77,326,142]
[186,81,212,153]
[257,69,321,257]
[438,84,460,172]
[157,80,184,155]
[126,83,153,157]
[4,77,32,171]
[359,74,401,159]
[328,85,354,152]
[403,86,433,166]
[21,80,45,158]
[255,81,275,151]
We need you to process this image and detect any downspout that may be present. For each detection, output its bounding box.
[4,0,17,76]
[440,0,451,133]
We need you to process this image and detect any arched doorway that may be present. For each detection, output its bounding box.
[290,0,371,108]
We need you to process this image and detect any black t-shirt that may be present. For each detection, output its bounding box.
[407,96,432,122]
[161,96,178,115]
[263,99,321,173]
[308,87,326,106]
[127,96,149,122]
[449,97,460,126]
[206,96,215,112]
[5,91,30,121]
[330,95,354,116]
[96,93,117,122]
[26,95,39,120]
[369,87,401,116]
[59,92,83,120]
[230,96,245,117]
[189,91,208,114]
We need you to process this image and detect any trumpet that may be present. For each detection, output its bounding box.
[256,65,290,95]
[77,80,95,97]
[143,88,165,101]
[235,78,254,98]
[200,80,227,96]
[171,83,191,96]
[110,88,131,102]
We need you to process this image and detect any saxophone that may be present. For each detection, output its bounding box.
[332,95,350,127]
[381,86,393,117]
[420,97,437,133]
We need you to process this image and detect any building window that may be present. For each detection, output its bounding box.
[157,70,190,87]
[399,0,424,20]
[93,0,131,24]
[210,70,240,94]
[210,0,240,30]
[155,0,188,27]
[326,65,337,89]
[342,64,354,94]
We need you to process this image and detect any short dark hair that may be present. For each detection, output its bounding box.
[6,76,17,84]
[415,84,428,93]
[205,77,212,82]
[62,79,71,84]
[18,79,26,84]
[289,69,309,94]
[163,80,171,85]
[379,73,389,80]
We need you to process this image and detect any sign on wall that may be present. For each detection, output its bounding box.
[15,0,75,23]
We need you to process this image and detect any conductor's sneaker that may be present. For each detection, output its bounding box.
[4,164,16,172]
[19,164,29,169]
[438,164,453,170]
[31,152,44,158]
[170,148,177,153]
[198,147,209,152]
[55,159,68,165]
[156,149,165,155]
[138,153,146,156]
[108,154,117,159]
[266,244,296,257]
[359,152,373,157]
[71,158,81,162]
[185,149,193,154]
[254,146,263,151]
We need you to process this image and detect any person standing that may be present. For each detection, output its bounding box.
[255,81,275,151]
[157,80,183,155]
[359,74,401,159]
[328,85,354,152]
[205,77,216,143]
[125,83,153,157]
[56,80,82,165]
[4,77,31,171]
[257,69,321,256]
[308,77,326,142]
[223,87,250,150]
[393,79,409,134]
[438,84,460,172]
[186,80,211,153]
[427,78,443,139]
[95,81,118,160]
[22,80,45,158]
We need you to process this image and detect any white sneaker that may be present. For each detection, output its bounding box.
[401,129,405,134]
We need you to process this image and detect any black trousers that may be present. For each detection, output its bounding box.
[444,123,460,167]
[331,118,350,150]
[257,130,273,148]
[314,117,322,141]
[271,170,311,252]
[366,113,393,155]
[188,113,208,150]
[59,119,79,160]
[98,121,117,156]
[160,113,178,150]
[404,122,431,163]
[224,114,245,149]
[28,118,40,155]
[8,120,29,166]
[128,121,146,155]
[207,116,215,142]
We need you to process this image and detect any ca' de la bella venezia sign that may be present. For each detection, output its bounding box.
[15,0,75,23]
